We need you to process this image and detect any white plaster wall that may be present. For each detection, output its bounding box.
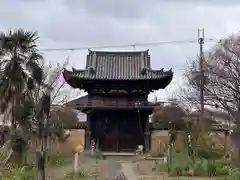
[151,130,169,137]
[77,112,87,122]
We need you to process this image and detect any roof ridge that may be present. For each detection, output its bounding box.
[72,67,88,73]
[88,49,149,54]
[146,68,173,74]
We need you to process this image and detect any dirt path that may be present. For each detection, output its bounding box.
[121,162,139,180]
[46,158,219,180]
[46,157,122,180]
[46,164,73,180]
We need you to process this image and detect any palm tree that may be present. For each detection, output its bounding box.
[0,29,44,165]
[0,29,72,166]
[0,29,43,128]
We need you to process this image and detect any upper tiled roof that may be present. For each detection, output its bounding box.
[63,49,173,80]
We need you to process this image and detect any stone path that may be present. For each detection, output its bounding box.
[46,157,122,180]
[46,157,218,180]
[121,162,138,180]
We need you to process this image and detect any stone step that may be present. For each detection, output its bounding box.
[103,152,135,156]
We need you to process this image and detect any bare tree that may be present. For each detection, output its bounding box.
[34,58,83,150]
[180,35,240,119]
[36,57,82,106]
[178,35,240,157]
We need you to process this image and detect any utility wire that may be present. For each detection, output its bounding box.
[39,38,220,52]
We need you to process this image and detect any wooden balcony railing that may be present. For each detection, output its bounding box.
[75,100,156,109]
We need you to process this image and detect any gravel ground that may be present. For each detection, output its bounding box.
[46,156,122,180]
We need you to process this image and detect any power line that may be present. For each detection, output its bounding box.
[39,38,219,52]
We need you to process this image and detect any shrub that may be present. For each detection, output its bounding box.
[217,159,232,167]
[206,160,229,177]
[224,168,240,180]
[175,149,181,154]
[197,148,224,159]
[183,163,191,171]
[169,162,193,176]
[64,171,88,180]
[47,153,66,166]
[217,165,230,176]
[93,150,106,160]
[0,166,35,180]
[207,161,217,177]
[170,166,182,176]
[168,159,230,177]
[10,129,28,153]
[195,132,225,160]
[193,161,206,176]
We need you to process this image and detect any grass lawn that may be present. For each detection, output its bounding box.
[157,151,192,170]
[170,152,192,166]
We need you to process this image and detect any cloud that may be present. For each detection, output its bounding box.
[160,0,240,6]
[34,1,236,46]
[1,0,240,100]
[63,0,156,20]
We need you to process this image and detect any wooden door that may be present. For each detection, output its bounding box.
[102,118,118,151]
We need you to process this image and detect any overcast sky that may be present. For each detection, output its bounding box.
[1,0,240,101]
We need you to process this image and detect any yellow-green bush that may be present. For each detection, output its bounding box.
[195,133,225,160]
[0,166,35,180]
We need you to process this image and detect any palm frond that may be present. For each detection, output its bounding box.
[0,32,12,56]
[0,29,39,56]
[10,29,39,53]
[0,29,43,128]
[26,58,43,85]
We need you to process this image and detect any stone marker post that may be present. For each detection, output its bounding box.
[73,152,79,173]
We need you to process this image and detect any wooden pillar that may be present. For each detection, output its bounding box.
[116,119,119,152]
[85,113,92,151]
[144,117,150,152]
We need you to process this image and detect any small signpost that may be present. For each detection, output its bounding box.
[73,144,84,173]
[73,152,79,173]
